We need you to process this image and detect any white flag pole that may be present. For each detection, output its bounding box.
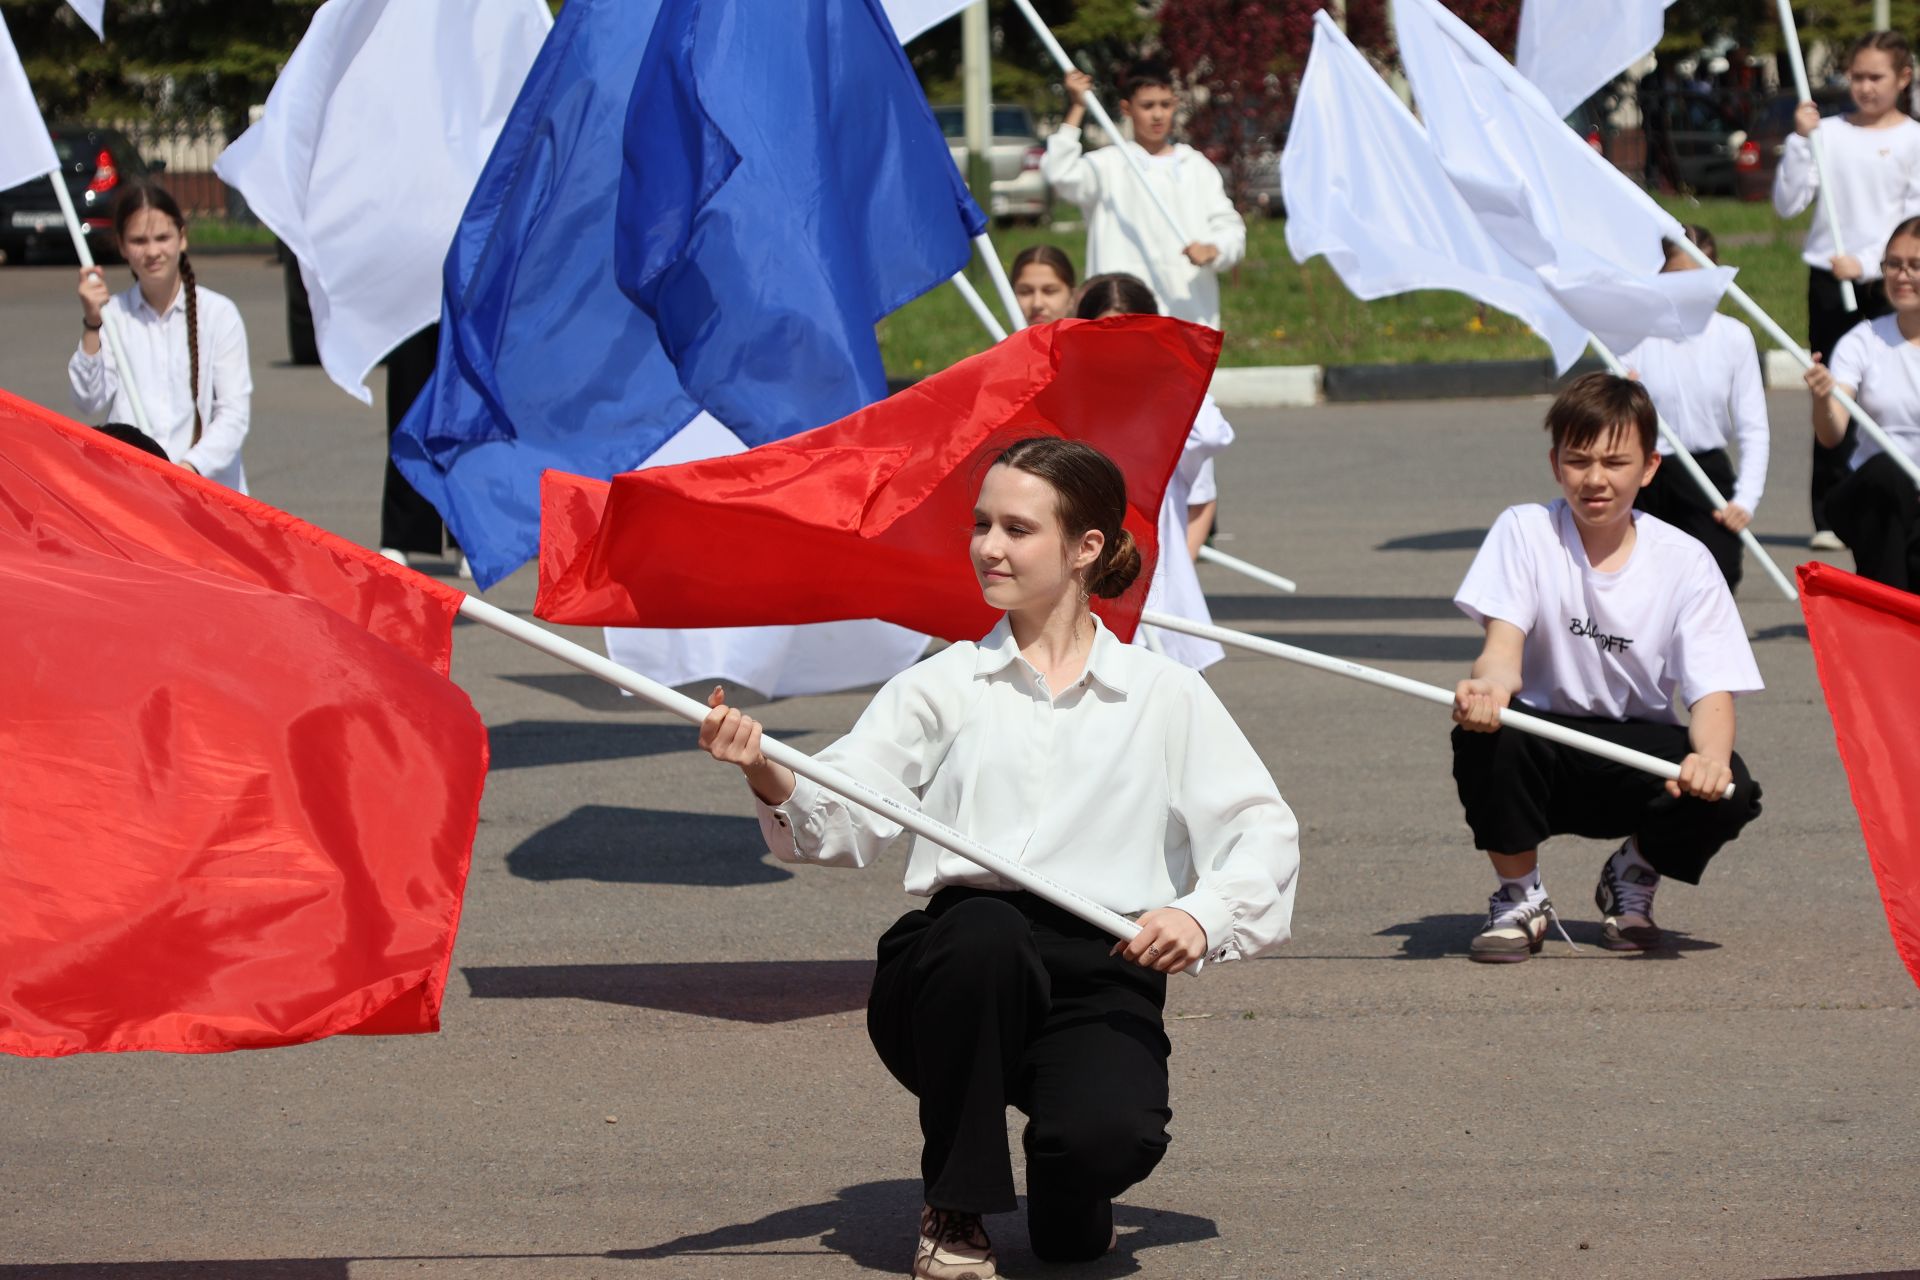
[1775,0,1857,313]
[49,175,156,440]
[1587,336,1799,601]
[455,592,1193,966]
[1007,0,1193,248]
[949,270,1008,341]
[1668,238,1920,490]
[1140,608,1736,798]
[974,231,1029,331]
[1197,544,1298,593]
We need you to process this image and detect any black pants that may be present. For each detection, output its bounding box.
[1828,453,1920,592]
[1807,270,1891,531]
[381,324,449,554]
[1636,447,1742,589]
[866,887,1171,1262]
[1451,714,1762,884]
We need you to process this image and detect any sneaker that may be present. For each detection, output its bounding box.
[1595,842,1663,951]
[1809,530,1845,551]
[457,554,475,581]
[913,1205,995,1280]
[378,547,408,565]
[1469,883,1551,963]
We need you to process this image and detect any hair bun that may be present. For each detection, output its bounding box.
[1088,527,1143,599]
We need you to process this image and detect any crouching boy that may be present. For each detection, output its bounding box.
[1451,373,1765,962]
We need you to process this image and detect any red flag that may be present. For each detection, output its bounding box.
[1798,562,1920,990]
[0,389,488,1056]
[535,316,1222,642]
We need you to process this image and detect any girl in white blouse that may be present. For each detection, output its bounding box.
[71,183,252,493]
[699,437,1298,1279]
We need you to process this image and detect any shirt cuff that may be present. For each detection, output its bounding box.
[753,774,818,863]
[1167,886,1238,964]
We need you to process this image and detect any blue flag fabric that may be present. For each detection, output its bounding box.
[392,0,700,589]
[615,0,987,445]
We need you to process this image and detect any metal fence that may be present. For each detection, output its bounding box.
[103,114,244,220]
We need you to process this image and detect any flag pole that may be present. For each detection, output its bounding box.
[48,175,157,440]
[1775,0,1857,313]
[1668,238,1920,491]
[1141,608,1737,798]
[974,231,1029,332]
[1007,0,1193,248]
[1197,544,1298,593]
[1588,336,1799,601]
[454,592,1194,967]
[949,271,1008,341]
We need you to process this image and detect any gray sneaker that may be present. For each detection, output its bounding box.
[1595,842,1664,951]
[914,1205,995,1280]
[1809,530,1846,552]
[1469,883,1552,963]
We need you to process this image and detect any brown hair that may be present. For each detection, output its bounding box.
[1660,222,1718,264]
[1848,31,1914,112]
[1011,243,1076,290]
[991,436,1142,598]
[1545,372,1657,457]
[112,183,202,445]
[1120,59,1175,101]
[1074,272,1159,320]
[1886,215,1920,254]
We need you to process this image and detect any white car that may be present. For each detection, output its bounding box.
[933,103,1050,223]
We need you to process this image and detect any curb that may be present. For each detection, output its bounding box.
[1207,356,1608,408]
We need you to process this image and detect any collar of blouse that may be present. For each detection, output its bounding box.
[971,613,1133,697]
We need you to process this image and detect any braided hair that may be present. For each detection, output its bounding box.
[111,183,202,444]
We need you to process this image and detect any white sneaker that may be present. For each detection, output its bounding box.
[1595,841,1663,951]
[1809,530,1845,551]
[913,1205,995,1280]
[1469,883,1553,963]
[378,547,408,565]
[457,554,474,581]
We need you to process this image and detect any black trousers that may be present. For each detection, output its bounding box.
[1451,714,1762,884]
[866,887,1171,1262]
[380,324,449,554]
[1828,453,1920,592]
[1807,270,1891,532]
[1635,446,1742,589]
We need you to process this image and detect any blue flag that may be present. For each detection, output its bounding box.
[615,0,987,444]
[392,0,700,589]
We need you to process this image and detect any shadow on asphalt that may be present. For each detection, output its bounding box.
[462,958,873,1023]
[1375,527,1488,552]
[487,721,806,771]
[1241,630,1483,664]
[498,672,786,712]
[505,805,791,886]
[1375,914,1722,960]
[1203,593,1461,623]
[619,1177,1218,1276]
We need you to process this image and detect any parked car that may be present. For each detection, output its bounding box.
[1734,87,1853,202]
[1633,84,1757,196]
[932,103,1049,223]
[0,124,154,264]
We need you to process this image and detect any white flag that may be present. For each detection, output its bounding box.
[881,0,972,44]
[65,0,105,40]
[214,0,550,404]
[1393,0,1733,354]
[0,12,60,193]
[605,415,930,700]
[1283,14,1589,371]
[1516,0,1676,119]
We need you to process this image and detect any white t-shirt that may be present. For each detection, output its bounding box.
[1772,115,1920,280]
[1826,313,1920,469]
[1620,313,1770,512]
[1454,501,1763,724]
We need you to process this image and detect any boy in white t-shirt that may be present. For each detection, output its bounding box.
[1451,374,1765,963]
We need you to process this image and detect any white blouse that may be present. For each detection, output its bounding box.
[68,281,251,492]
[755,614,1300,965]
[1140,393,1235,670]
[1772,115,1920,280]
[1621,313,1770,512]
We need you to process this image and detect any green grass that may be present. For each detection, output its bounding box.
[186,218,278,249]
[878,197,1816,376]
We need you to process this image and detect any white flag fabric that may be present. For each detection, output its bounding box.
[1283,14,1589,371]
[0,12,60,193]
[605,415,931,700]
[1516,0,1676,119]
[881,0,972,44]
[65,0,105,39]
[1393,0,1733,354]
[214,0,550,404]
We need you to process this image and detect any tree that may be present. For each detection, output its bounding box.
[1159,0,1289,207]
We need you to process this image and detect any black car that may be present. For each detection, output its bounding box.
[0,124,154,264]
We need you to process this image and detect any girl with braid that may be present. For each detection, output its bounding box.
[71,183,252,492]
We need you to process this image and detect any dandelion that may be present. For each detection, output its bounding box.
[912,358,925,371]
[1269,327,1287,340]
[1466,315,1486,334]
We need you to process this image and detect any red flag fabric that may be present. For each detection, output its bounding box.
[535,316,1222,642]
[1798,562,1920,990]
[0,389,488,1056]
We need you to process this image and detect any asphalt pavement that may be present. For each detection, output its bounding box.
[2,256,1915,1280]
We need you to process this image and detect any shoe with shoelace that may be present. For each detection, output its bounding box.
[913,1204,995,1280]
